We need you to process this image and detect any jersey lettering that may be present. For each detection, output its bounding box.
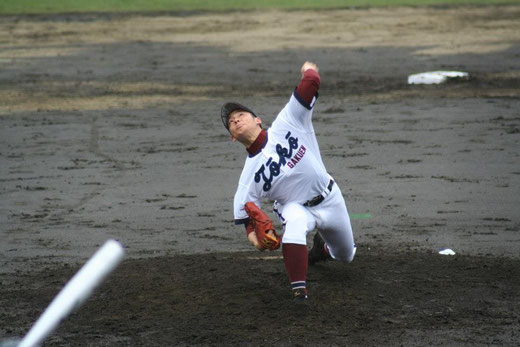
[254,131,299,192]
[287,145,307,168]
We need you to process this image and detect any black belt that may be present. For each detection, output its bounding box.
[303,179,334,207]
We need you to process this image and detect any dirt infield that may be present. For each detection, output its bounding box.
[2,249,520,346]
[1,6,519,346]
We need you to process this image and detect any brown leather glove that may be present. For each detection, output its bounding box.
[244,202,281,251]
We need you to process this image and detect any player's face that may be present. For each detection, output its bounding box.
[228,110,261,141]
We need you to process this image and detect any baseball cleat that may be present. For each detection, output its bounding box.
[308,232,331,265]
[292,288,308,302]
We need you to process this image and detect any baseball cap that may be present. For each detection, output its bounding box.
[221,102,257,130]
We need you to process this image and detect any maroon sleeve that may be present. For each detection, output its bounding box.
[245,220,255,236]
[295,69,321,106]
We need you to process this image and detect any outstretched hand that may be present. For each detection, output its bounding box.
[301,61,319,78]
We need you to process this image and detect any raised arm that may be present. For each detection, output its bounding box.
[295,61,320,107]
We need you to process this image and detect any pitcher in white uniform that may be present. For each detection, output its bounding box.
[221,61,356,302]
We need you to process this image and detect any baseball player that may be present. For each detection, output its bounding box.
[221,61,356,302]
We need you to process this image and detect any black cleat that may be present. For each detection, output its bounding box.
[292,288,308,302]
[308,232,331,265]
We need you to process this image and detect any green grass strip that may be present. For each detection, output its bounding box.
[1,0,519,15]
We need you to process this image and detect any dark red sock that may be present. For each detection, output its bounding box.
[282,243,308,289]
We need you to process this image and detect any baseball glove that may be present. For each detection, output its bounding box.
[244,202,281,251]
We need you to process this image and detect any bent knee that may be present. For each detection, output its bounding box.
[330,245,356,263]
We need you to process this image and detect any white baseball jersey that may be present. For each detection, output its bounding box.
[233,92,331,224]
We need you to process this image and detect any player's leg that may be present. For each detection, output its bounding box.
[275,201,316,245]
[312,185,356,263]
[273,201,316,301]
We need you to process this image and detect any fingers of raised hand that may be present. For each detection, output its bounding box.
[301,61,319,75]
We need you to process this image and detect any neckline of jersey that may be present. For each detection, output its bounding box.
[247,129,267,157]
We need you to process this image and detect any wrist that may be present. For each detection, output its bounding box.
[245,221,255,236]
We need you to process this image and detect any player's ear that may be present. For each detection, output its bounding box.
[256,117,262,127]
[230,134,237,142]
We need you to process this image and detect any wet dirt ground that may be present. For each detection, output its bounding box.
[1,5,519,346]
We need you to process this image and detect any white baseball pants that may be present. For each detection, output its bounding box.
[273,183,356,263]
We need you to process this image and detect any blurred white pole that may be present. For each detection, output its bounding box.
[18,239,125,347]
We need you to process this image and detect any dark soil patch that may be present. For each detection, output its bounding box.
[2,248,519,346]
